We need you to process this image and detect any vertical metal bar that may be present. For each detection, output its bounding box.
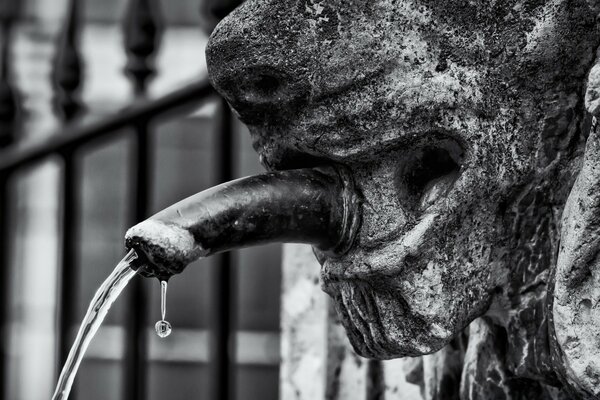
[212,98,235,400]
[0,0,21,148]
[0,173,10,400]
[56,153,79,398]
[52,1,83,395]
[123,121,151,400]
[122,0,161,396]
[366,360,385,400]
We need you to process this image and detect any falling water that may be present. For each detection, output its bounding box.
[155,280,172,338]
[51,249,139,400]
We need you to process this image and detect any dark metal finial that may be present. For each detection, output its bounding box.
[0,0,20,147]
[123,0,163,96]
[51,0,84,122]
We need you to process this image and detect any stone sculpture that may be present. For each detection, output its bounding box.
[202,0,600,398]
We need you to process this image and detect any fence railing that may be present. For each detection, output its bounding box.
[0,0,242,399]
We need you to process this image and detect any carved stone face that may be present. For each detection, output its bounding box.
[206,0,598,359]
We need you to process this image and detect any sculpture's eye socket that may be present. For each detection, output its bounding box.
[396,140,464,211]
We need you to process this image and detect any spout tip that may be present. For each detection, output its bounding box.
[125,219,207,278]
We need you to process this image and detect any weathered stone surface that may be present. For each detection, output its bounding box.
[206,0,600,398]
[585,63,600,117]
[280,244,328,400]
[383,358,422,400]
[552,121,600,398]
[421,335,465,400]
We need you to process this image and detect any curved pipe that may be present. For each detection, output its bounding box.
[125,166,360,279]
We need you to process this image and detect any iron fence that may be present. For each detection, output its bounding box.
[0,0,240,399]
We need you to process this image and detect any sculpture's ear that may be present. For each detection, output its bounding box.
[550,61,600,398]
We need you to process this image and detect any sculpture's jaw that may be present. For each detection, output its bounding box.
[315,160,509,358]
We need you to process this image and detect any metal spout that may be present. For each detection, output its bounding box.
[125,166,360,279]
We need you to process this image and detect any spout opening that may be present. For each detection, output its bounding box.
[125,219,208,279]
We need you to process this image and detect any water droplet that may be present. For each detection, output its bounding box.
[155,280,172,338]
[155,319,172,338]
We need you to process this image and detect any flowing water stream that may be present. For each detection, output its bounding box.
[51,249,139,400]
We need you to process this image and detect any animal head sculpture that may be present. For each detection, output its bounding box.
[205,1,600,398]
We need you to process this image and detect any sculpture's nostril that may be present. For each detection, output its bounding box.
[215,67,307,125]
[205,5,311,124]
[255,74,280,96]
[242,73,283,104]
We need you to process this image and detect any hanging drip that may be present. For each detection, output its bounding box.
[155,280,172,338]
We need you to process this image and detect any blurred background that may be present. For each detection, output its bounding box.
[0,0,289,399]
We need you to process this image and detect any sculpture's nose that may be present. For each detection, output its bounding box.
[205,0,309,124]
